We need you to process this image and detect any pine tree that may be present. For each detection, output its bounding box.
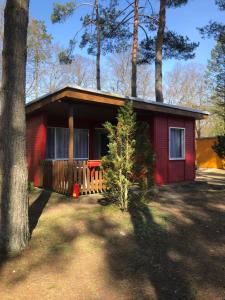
[102,100,136,211]
[139,0,198,102]
[27,19,52,98]
[51,0,130,90]
[207,40,225,135]
[199,0,225,135]
[198,0,225,44]
[0,0,29,253]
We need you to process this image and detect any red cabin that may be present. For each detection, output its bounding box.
[26,86,208,195]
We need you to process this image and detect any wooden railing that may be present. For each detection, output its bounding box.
[42,160,105,196]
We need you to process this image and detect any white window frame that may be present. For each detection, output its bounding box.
[46,127,89,160]
[169,127,185,160]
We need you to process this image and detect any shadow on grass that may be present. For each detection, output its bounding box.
[85,196,194,299]
[0,190,52,275]
[128,197,194,300]
[29,190,52,236]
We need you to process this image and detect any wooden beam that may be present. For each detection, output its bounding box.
[68,106,74,160]
[68,106,74,195]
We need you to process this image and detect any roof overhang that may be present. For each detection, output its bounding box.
[26,86,209,120]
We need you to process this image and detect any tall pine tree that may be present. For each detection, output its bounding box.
[139,0,198,102]
[199,0,225,134]
[0,0,30,253]
[51,0,130,90]
[207,40,225,135]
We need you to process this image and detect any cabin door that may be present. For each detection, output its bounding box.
[94,128,108,159]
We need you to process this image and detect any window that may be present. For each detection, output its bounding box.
[74,129,89,160]
[46,127,89,160]
[55,127,69,159]
[46,127,55,159]
[169,127,185,160]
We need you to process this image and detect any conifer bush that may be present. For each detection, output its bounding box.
[102,100,154,211]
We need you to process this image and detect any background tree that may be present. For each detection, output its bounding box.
[198,0,225,44]
[164,63,212,137]
[212,135,225,168]
[42,49,96,93]
[51,0,130,90]
[26,19,52,99]
[131,0,139,97]
[0,0,29,253]
[108,50,154,97]
[102,101,136,211]
[111,0,156,97]
[139,0,198,102]
[207,40,225,135]
[199,0,225,135]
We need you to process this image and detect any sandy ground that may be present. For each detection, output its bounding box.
[0,168,224,300]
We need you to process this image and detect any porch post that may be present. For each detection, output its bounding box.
[68,106,74,195]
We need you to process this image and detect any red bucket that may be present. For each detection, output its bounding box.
[73,183,79,200]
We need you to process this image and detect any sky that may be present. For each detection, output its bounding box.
[28,0,224,74]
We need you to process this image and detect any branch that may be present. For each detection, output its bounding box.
[138,24,149,41]
[116,1,135,20]
[113,10,134,32]
[147,0,154,15]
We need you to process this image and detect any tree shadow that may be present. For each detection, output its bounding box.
[85,180,225,299]
[128,196,194,300]
[28,189,52,236]
[85,198,194,299]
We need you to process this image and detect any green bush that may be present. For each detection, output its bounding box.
[212,135,225,159]
[28,181,35,192]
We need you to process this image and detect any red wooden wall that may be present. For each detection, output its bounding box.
[153,115,195,184]
[26,111,196,187]
[26,113,46,186]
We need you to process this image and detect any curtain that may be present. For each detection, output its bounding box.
[74,129,89,159]
[55,127,69,159]
[170,128,184,159]
[46,127,88,160]
[46,127,55,159]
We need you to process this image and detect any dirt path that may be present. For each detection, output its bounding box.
[0,169,224,300]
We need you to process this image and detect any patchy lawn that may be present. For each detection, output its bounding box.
[0,169,224,300]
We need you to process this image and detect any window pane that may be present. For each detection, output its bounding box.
[170,128,184,159]
[46,128,55,159]
[74,129,88,159]
[56,128,69,159]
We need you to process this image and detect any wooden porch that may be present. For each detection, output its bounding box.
[42,160,105,196]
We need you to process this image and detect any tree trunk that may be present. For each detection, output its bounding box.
[34,51,39,99]
[0,0,30,253]
[95,0,101,90]
[196,120,201,138]
[155,0,166,102]
[131,0,138,97]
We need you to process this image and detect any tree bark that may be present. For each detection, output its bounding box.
[34,51,39,99]
[131,0,139,97]
[95,0,101,90]
[155,0,166,102]
[0,0,30,253]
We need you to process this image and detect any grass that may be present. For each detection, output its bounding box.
[0,169,225,300]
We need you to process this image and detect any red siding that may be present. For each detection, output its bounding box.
[26,113,46,186]
[153,115,195,184]
[26,110,196,187]
[154,116,168,184]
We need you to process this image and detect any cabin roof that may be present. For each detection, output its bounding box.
[26,86,209,120]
